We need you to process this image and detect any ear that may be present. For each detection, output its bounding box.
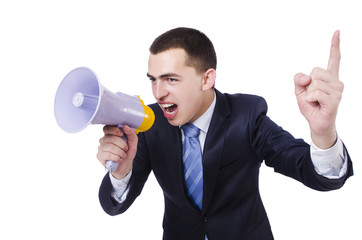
[201,68,216,90]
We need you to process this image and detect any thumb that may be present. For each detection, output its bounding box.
[122,125,138,153]
[294,73,311,96]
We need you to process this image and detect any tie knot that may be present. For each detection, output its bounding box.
[181,123,200,138]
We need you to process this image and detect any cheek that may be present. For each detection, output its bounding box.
[179,93,202,116]
[178,86,198,104]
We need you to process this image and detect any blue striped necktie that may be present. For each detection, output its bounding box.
[182,123,203,210]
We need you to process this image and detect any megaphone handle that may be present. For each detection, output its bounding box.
[105,126,128,172]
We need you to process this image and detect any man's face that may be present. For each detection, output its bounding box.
[147,48,209,126]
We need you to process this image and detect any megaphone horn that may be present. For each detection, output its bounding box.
[54,67,155,171]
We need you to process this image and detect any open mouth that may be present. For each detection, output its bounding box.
[161,103,177,113]
[160,103,178,119]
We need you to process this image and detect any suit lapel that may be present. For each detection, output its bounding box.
[202,90,230,214]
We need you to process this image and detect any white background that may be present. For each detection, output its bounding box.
[1,0,361,239]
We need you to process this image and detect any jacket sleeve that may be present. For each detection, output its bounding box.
[249,96,353,191]
[98,131,152,215]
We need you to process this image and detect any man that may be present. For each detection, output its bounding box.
[97,27,353,239]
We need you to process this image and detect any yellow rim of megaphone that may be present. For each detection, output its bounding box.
[135,97,155,134]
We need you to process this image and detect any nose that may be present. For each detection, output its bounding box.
[153,80,168,100]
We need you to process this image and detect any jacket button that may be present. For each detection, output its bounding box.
[201,216,208,222]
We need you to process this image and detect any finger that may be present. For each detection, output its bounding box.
[123,125,137,141]
[310,67,338,83]
[97,149,121,165]
[99,134,128,151]
[99,143,127,160]
[305,89,340,111]
[122,125,138,151]
[307,78,338,98]
[305,89,326,106]
[98,151,120,165]
[103,125,123,136]
[327,30,341,76]
[294,73,311,96]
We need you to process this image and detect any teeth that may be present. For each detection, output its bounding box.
[165,109,174,114]
[161,103,175,108]
[160,103,176,114]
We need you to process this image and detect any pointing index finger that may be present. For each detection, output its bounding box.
[327,30,341,76]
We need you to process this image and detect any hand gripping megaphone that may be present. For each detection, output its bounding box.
[54,67,155,172]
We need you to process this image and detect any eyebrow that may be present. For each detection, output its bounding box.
[146,72,182,79]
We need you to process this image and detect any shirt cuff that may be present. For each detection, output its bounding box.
[310,137,348,179]
[109,170,132,203]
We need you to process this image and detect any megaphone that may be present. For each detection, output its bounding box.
[54,67,155,172]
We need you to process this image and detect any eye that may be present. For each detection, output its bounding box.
[167,78,177,83]
[148,77,156,82]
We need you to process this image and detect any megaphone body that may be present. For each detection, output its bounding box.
[54,67,155,171]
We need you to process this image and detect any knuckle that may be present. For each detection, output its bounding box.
[120,152,128,160]
[96,151,101,161]
[336,90,343,100]
[311,90,320,99]
[310,67,325,79]
[101,143,111,152]
[110,135,119,143]
[338,81,344,92]
[334,51,341,61]
[311,67,321,75]
[310,79,319,88]
[105,152,120,162]
[103,125,110,133]
[307,79,319,92]
[103,125,118,134]
[97,152,107,165]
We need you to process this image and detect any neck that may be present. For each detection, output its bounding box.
[196,89,215,119]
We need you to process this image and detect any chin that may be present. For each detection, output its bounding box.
[167,118,182,127]
[166,116,190,127]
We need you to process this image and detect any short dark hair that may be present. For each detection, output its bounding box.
[149,27,217,74]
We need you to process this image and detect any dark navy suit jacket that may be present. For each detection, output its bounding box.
[99,89,353,240]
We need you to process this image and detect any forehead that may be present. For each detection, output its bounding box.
[148,48,188,73]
